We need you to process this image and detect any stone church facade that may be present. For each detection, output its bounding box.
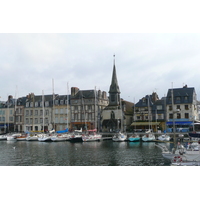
[101,57,134,132]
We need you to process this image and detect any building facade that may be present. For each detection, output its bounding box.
[166,85,199,132]
[70,87,108,131]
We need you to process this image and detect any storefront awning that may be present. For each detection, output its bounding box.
[131,122,160,126]
[166,121,192,125]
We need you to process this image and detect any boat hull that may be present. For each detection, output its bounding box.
[128,137,140,142]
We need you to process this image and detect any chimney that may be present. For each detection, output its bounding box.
[71,87,79,97]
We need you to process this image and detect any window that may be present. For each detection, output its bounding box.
[35,118,38,124]
[156,105,162,110]
[60,100,64,105]
[35,110,38,116]
[26,118,29,124]
[177,105,181,110]
[45,101,49,107]
[169,114,173,119]
[45,110,49,115]
[177,113,181,119]
[40,110,43,116]
[55,100,59,105]
[88,113,92,120]
[30,102,33,107]
[185,105,189,110]
[35,102,38,107]
[169,106,172,111]
[111,94,115,102]
[185,113,189,119]
[60,108,63,114]
[26,110,29,116]
[184,96,188,102]
[26,102,29,107]
[40,118,43,123]
[176,97,181,102]
[30,110,33,116]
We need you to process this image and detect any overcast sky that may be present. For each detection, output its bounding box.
[1,33,200,103]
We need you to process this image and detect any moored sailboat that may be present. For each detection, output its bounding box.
[82,129,102,142]
[128,133,140,142]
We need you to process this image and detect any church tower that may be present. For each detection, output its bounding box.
[108,55,121,107]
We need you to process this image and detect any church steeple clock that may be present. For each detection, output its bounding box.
[108,55,121,107]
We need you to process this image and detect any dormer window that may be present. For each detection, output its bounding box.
[35,102,38,107]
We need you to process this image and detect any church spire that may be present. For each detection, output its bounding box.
[109,55,120,94]
[108,55,120,106]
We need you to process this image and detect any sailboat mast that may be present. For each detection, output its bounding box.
[67,82,69,129]
[171,82,176,150]
[52,79,55,130]
[148,95,150,131]
[42,90,44,133]
[94,86,96,131]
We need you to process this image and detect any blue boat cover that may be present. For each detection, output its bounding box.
[56,128,69,133]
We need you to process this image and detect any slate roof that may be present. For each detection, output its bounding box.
[135,95,154,108]
[166,87,195,104]
[71,90,96,99]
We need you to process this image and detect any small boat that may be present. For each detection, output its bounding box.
[51,134,71,141]
[70,128,83,142]
[0,135,7,140]
[142,130,155,142]
[38,134,52,142]
[26,133,39,141]
[157,134,170,142]
[7,133,21,141]
[7,135,17,141]
[82,129,102,142]
[171,156,200,166]
[128,133,140,142]
[112,132,127,142]
[16,134,27,141]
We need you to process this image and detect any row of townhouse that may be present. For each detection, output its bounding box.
[132,85,199,133]
[0,87,109,133]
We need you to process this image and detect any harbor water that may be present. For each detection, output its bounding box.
[0,140,172,166]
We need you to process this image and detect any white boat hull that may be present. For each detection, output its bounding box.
[0,135,7,140]
[26,136,38,141]
[112,133,127,142]
[142,134,155,142]
[157,135,170,141]
[38,136,52,142]
[82,135,102,142]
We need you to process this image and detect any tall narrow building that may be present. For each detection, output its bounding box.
[101,56,123,132]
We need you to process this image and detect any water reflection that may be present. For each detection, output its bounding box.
[0,140,171,166]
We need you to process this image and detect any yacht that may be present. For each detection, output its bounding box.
[128,133,140,142]
[142,130,155,142]
[112,131,127,142]
[82,129,102,142]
